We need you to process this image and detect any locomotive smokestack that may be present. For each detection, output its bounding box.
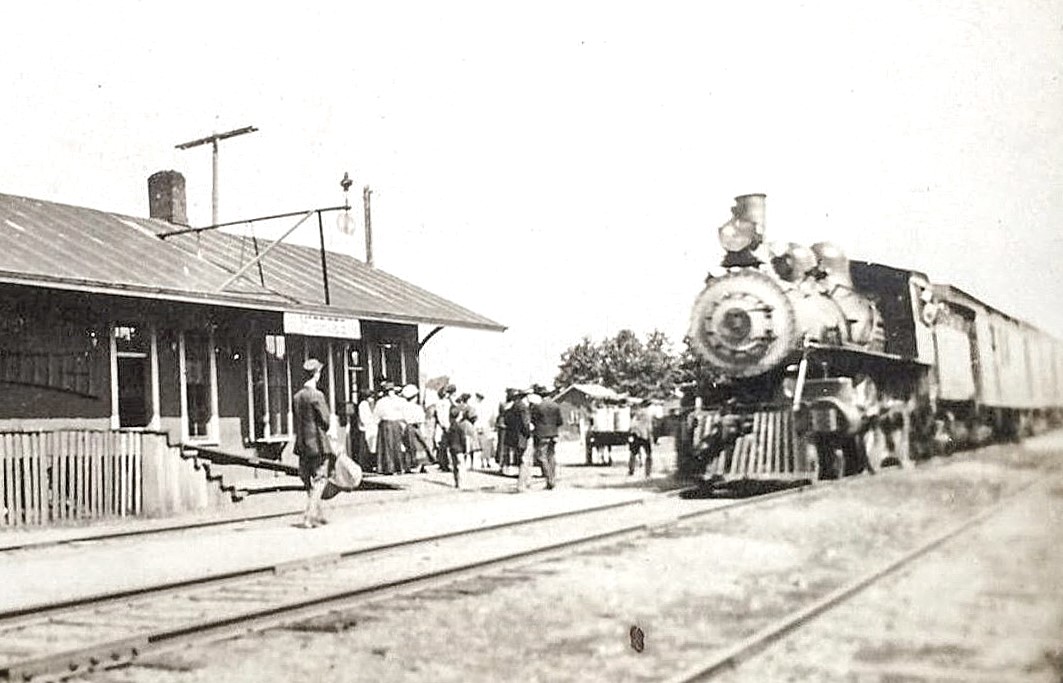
[719,193,767,267]
[732,193,766,240]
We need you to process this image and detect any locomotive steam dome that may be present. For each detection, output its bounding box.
[688,269,798,378]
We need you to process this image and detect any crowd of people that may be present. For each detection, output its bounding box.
[291,360,653,528]
[346,381,564,491]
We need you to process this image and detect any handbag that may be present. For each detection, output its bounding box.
[322,453,363,500]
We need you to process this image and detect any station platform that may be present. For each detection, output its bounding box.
[1,440,676,614]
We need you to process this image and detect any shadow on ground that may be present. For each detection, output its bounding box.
[356,479,405,491]
[679,478,810,499]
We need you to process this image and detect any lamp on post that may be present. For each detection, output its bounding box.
[337,172,356,235]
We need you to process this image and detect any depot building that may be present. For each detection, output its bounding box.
[0,171,503,465]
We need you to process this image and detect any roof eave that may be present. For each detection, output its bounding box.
[0,271,508,331]
[0,270,292,311]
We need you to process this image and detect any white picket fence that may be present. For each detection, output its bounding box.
[0,430,142,527]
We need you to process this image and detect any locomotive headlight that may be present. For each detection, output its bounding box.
[718,218,757,252]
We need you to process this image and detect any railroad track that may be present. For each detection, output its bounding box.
[0,482,808,682]
[0,466,689,554]
[663,478,1039,683]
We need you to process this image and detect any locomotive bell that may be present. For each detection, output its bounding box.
[811,242,853,287]
[771,242,818,282]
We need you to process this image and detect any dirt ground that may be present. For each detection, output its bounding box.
[77,435,1063,683]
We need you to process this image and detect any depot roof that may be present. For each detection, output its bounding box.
[0,192,504,331]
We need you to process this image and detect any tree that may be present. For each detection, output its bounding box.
[554,329,682,399]
[554,336,603,388]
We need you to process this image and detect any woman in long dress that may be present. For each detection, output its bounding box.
[374,384,407,474]
[457,394,482,469]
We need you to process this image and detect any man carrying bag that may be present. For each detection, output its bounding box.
[293,358,335,528]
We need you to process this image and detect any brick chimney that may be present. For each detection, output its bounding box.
[148,170,188,225]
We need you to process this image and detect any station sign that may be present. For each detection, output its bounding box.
[283,312,362,339]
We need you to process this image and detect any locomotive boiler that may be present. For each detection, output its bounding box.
[677,193,1063,483]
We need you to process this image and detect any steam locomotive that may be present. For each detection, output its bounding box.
[677,194,1063,482]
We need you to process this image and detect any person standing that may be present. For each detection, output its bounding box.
[445,400,468,488]
[530,384,563,490]
[373,382,407,474]
[433,385,456,471]
[292,359,334,528]
[456,393,482,469]
[629,399,654,477]
[496,390,515,470]
[354,392,378,472]
[471,392,493,469]
[401,384,433,472]
[505,389,533,491]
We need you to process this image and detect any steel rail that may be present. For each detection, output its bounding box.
[0,496,647,623]
[0,484,812,682]
[662,478,1039,683]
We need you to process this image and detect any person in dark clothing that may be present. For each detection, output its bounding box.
[292,358,334,528]
[445,401,468,488]
[529,385,563,490]
[628,399,654,477]
[503,389,532,487]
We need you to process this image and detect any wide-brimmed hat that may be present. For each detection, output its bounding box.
[401,384,419,399]
[303,358,324,373]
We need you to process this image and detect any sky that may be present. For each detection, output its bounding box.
[2,1,1062,394]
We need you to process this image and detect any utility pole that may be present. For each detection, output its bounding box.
[176,125,258,226]
[363,185,374,267]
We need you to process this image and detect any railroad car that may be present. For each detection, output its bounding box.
[677,194,1063,483]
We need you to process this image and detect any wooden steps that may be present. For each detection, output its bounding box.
[179,446,300,503]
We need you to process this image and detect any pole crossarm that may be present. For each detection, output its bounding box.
[216,210,314,292]
[175,126,259,150]
[158,205,351,239]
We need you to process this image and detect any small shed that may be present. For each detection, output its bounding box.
[553,384,620,438]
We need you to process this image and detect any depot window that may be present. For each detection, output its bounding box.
[180,331,218,442]
[249,334,292,440]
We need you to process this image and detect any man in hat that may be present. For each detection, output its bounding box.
[528,384,563,490]
[292,358,334,528]
[496,389,516,470]
[504,388,533,490]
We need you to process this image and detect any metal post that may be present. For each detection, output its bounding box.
[363,185,373,267]
[317,210,331,305]
[211,140,219,226]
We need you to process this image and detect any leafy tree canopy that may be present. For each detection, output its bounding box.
[554,329,688,399]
